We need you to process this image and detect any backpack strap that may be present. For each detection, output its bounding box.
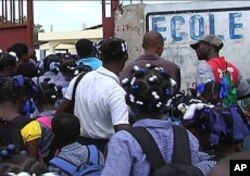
[72,72,87,106]
[49,156,78,175]
[86,145,100,165]
[126,127,165,171]
[172,125,192,164]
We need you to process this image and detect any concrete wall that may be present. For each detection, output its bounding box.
[115,1,250,92]
[114,4,146,62]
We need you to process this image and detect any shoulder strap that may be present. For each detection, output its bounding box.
[49,156,78,175]
[72,72,87,107]
[86,145,100,165]
[172,125,192,164]
[126,127,165,171]
[36,116,52,129]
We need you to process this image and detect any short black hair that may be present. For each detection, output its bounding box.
[0,52,17,72]
[15,63,38,78]
[52,113,80,145]
[7,43,28,59]
[75,39,94,58]
[99,38,128,63]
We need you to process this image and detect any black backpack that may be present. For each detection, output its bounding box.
[126,125,204,176]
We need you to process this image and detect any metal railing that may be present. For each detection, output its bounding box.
[0,0,27,27]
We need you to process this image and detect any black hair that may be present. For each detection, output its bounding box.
[7,43,28,59]
[38,81,59,106]
[122,65,175,116]
[200,81,222,105]
[15,62,38,78]
[0,77,26,104]
[0,154,48,175]
[75,39,95,58]
[0,52,17,72]
[52,113,80,146]
[99,38,128,63]
[201,81,221,97]
[60,60,76,78]
[44,54,61,74]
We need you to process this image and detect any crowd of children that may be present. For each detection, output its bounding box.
[0,33,250,176]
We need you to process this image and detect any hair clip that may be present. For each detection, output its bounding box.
[132,84,139,92]
[8,51,18,61]
[151,91,160,100]
[121,42,128,53]
[136,100,144,105]
[66,65,75,70]
[133,65,140,71]
[148,75,157,82]
[165,89,172,95]
[121,78,129,84]
[130,77,136,86]
[166,99,172,107]
[145,63,151,68]
[129,94,135,103]
[170,78,177,87]
[12,75,25,88]
[156,101,162,108]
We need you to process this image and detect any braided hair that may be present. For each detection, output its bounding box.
[122,64,176,117]
[0,77,26,104]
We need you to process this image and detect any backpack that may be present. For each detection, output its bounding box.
[49,145,103,176]
[36,116,54,160]
[126,126,204,176]
[0,115,32,151]
[207,58,238,107]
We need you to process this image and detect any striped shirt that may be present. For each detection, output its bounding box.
[101,118,200,176]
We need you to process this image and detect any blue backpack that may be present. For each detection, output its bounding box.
[49,145,103,176]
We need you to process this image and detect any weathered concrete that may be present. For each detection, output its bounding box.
[115,1,250,93]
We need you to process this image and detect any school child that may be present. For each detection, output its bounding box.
[102,63,202,176]
[0,76,42,159]
[48,113,104,176]
[182,81,250,175]
[0,52,17,77]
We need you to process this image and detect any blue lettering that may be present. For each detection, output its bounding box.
[171,16,185,41]
[229,13,243,39]
[209,14,215,35]
[190,15,205,40]
[152,16,166,32]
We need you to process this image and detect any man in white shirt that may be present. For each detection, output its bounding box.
[56,38,130,151]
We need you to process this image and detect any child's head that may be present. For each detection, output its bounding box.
[44,54,61,74]
[38,80,59,111]
[122,64,176,118]
[7,43,29,63]
[75,39,96,58]
[52,113,80,146]
[199,81,222,105]
[0,76,26,109]
[0,52,17,77]
[99,38,128,64]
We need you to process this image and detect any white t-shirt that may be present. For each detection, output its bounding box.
[65,66,129,139]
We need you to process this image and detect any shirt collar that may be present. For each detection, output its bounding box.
[133,118,172,129]
[96,66,120,83]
